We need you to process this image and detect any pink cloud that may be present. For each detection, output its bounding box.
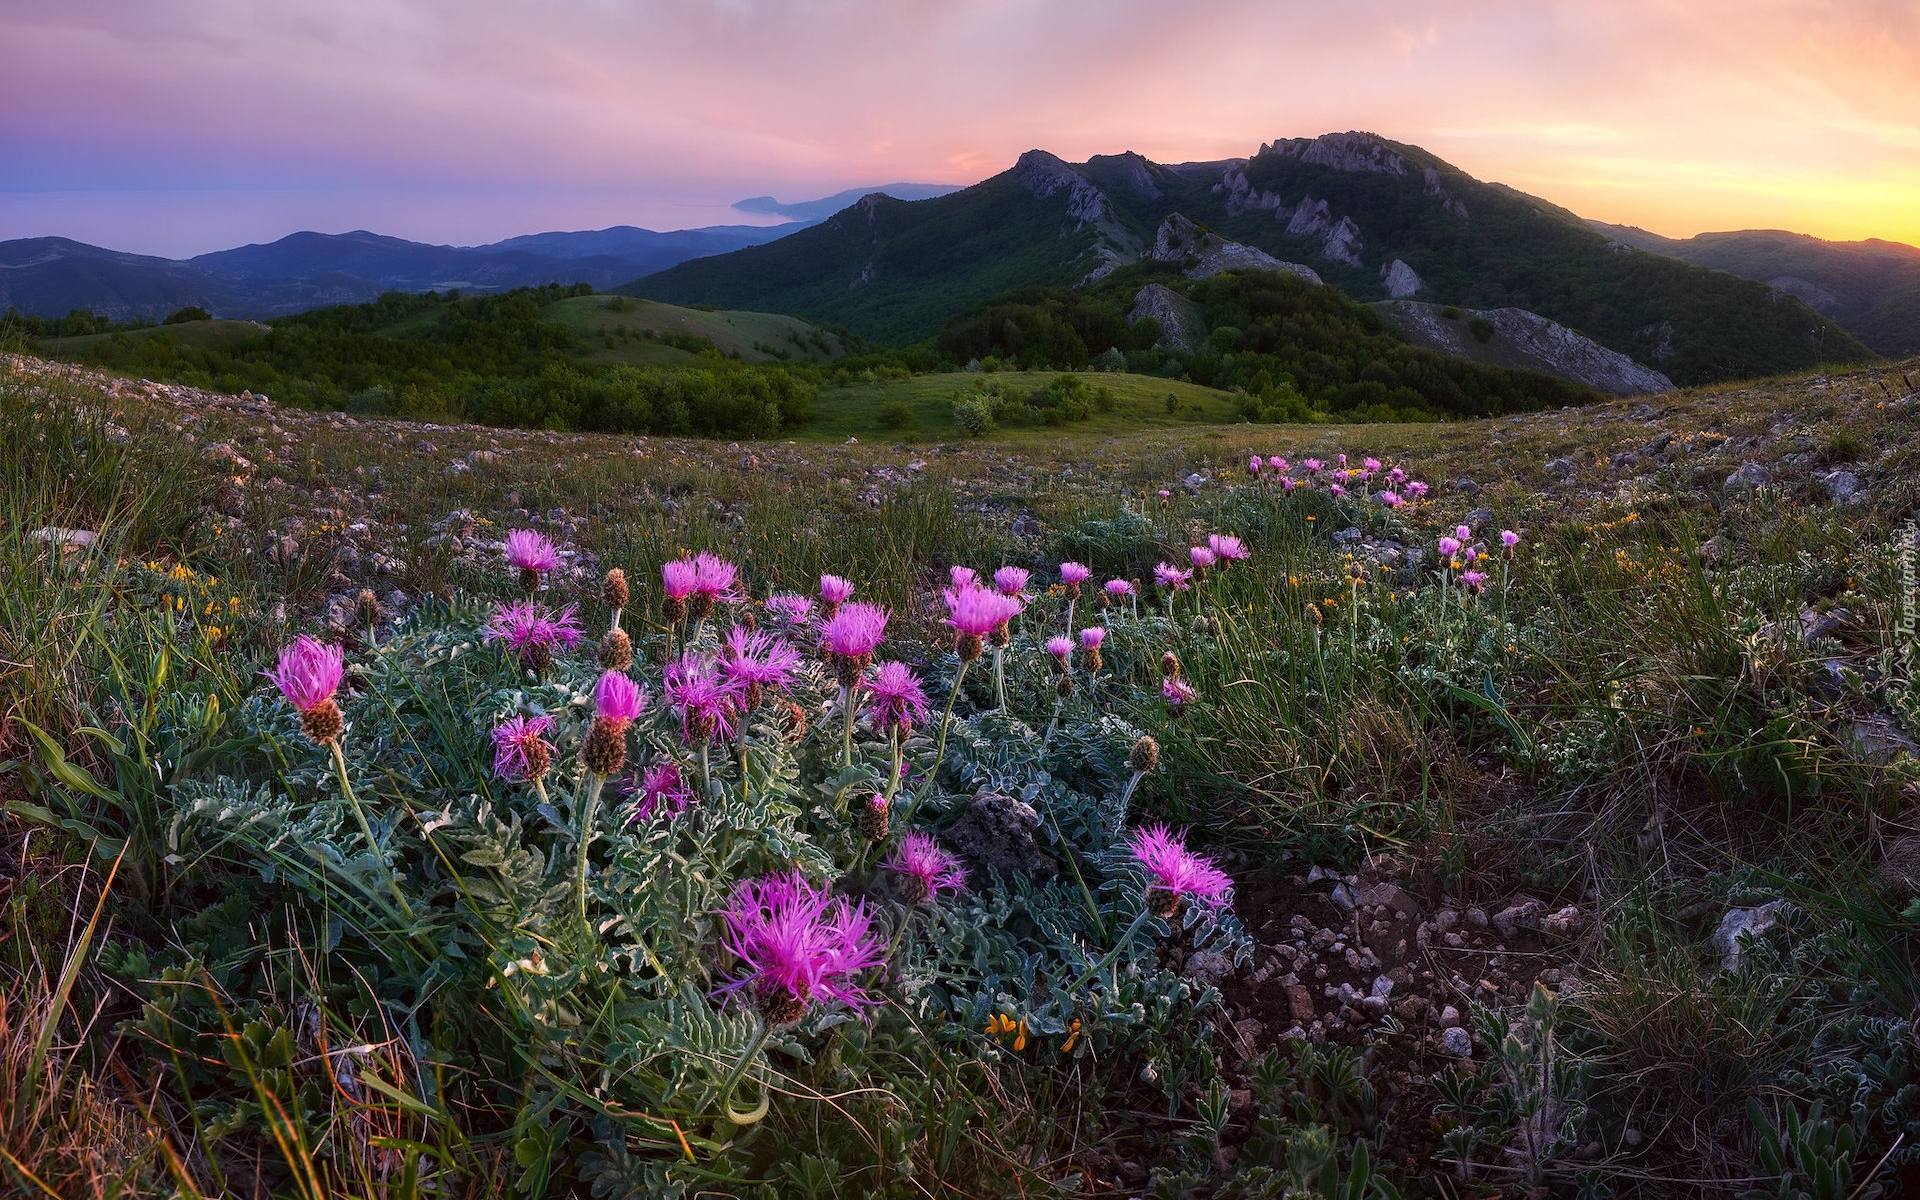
[4,0,1916,253]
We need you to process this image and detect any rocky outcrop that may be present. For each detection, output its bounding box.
[1148,214,1322,283]
[1010,150,1143,283]
[1375,300,1675,397]
[1380,259,1424,299]
[1284,198,1365,266]
[1263,131,1411,177]
[1127,283,1207,352]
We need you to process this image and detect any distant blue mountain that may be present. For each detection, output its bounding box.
[733,184,961,224]
[0,183,956,321]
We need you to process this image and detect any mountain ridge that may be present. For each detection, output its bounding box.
[630,133,1876,386]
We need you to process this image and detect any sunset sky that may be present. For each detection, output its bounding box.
[5,0,1917,258]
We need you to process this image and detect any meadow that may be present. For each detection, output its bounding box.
[2,348,1919,1198]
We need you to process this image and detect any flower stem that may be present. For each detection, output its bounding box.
[992,647,1006,712]
[1062,907,1156,996]
[839,684,856,768]
[718,1016,773,1116]
[330,740,415,922]
[574,773,607,927]
[902,657,969,822]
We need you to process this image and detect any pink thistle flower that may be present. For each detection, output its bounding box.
[662,558,698,600]
[1304,458,1322,473]
[1338,454,1348,466]
[1248,455,1263,476]
[595,669,647,724]
[1501,529,1521,549]
[1163,676,1197,706]
[1128,823,1233,914]
[765,592,816,625]
[722,626,802,708]
[504,529,560,574]
[664,653,743,745]
[484,600,585,667]
[992,566,1030,597]
[862,660,931,737]
[491,714,555,783]
[629,759,694,823]
[266,635,344,713]
[1079,626,1106,650]
[1328,483,1346,497]
[1380,491,1405,508]
[1157,488,1172,502]
[823,601,890,659]
[717,871,886,1025]
[884,832,967,904]
[1189,546,1217,570]
[1059,562,1092,587]
[1208,534,1250,564]
[1389,467,1407,484]
[1455,525,1472,541]
[1437,535,1462,558]
[1405,481,1429,498]
[1459,569,1489,595]
[1154,562,1193,592]
[1268,456,1287,472]
[1364,457,1382,473]
[1104,579,1134,598]
[691,552,740,603]
[1046,635,1074,662]
[819,574,855,608]
[943,584,1019,635]
[1282,477,1298,492]
[949,565,979,590]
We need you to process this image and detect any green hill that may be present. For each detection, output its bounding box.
[1589,224,1920,358]
[627,134,1873,386]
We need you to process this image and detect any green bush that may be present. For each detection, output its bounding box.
[1469,316,1496,343]
[877,399,915,429]
[162,306,212,325]
[952,387,997,436]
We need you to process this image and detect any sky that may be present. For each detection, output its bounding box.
[4,0,1918,258]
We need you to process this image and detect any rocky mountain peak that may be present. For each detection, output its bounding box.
[1148,214,1323,284]
[1261,131,1409,177]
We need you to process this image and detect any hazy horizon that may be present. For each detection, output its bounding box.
[5,1,1918,258]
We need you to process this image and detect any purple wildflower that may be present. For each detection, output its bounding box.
[1501,529,1521,549]
[1189,546,1218,570]
[1079,626,1105,650]
[717,871,887,1025]
[630,759,694,823]
[662,558,698,600]
[595,670,646,723]
[1128,823,1233,915]
[1104,578,1135,599]
[664,653,742,745]
[1406,481,1429,498]
[1455,524,1472,541]
[1364,457,1382,473]
[1046,636,1074,664]
[491,714,555,783]
[266,635,344,714]
[884,833,967,904]
[484,600,584,667]
[1437,535,1462,559]
[823,601,889,659]
[1459,569,1489,595]
[1154,562,1193,592]
[862,660,931,737]
[722,626,802,698]
[765,592,816,625]
[1248,455,1263,476]
[1268,456,1287,472]
[692,552,740,603]
[949,565,979,590]
[1059,561,1092,587]
[1209,534,1250,565]
[504,530,560,574]
[819,574,855,604]
[992,566,1030,597]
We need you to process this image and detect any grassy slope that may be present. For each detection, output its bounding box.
[8,349,1920,1197]
[541,294,846,365]
[37,318,272,355]
[803,369,1240,441]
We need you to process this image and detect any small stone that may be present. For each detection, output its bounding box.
[1440,1026,1473,1057]
[1286,984,1316,1023]
[1370,975,1394,1000]
[1465,906,1488,929]
[1438,1005,1462,1028]
[1712,901,1783,971]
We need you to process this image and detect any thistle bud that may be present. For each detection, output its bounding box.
[1308,604,1323,628]
[603,568,629,612]
[688,591,715,622]
[754,980,810,1027]
[598,628,633,672]
[778,699,809,740]
[663,594,687,624]
[354,588,381,630]
[528,641,553,674]
[854,792,890,842]
[1129,735,1159,774]
[956,632,985,663]
[833,654,864,689]
[300,699,344,746]
[1085,646,1103,673]
[517,566,542,595]
[1145,886,1181,918]
[582,718,628,777]
[989,623,1012,649]
[1160,651,1181,679]
[1056,676,1075,698]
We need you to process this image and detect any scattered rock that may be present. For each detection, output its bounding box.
[1712,901,1783,971]
[1848,715,1918,765]
[1725,462,1772,491]
[1440,1026,1473,1057]
[27,527,98,550]
[943,790,1057,881]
